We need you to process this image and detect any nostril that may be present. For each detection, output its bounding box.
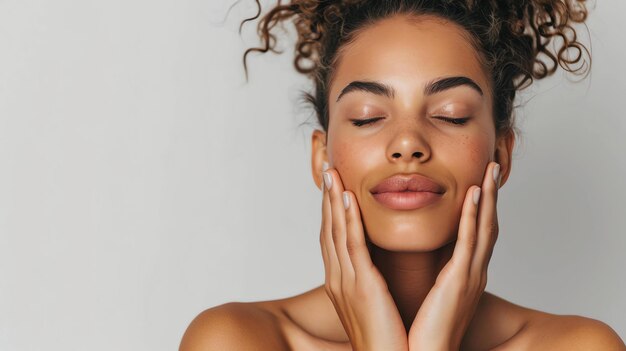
[391,152,423,159]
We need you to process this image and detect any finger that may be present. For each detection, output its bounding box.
[324,169,355,281]
[320,222,330,281]
[484,209,499,266]
[450,185,481,276]
[321,169,341,290]
[473,162,500,275]
[342,190,374,281]
[320,170,329,275]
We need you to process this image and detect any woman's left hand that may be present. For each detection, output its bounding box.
[408,161,502,351]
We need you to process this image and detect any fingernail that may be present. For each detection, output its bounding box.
[322,161,329,171]
[473,187,481,205]
[342,191,350,209]
[323,171,333,190]
[493,163,500,184]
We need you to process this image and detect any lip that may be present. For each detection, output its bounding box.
[369,173,445,210]
[371,191,443,210]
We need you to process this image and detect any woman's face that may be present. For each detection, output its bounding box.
[314,14,512,252]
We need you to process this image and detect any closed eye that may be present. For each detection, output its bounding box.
[434,116,470,125]
[351,116,470,127]
[350,117,384,127]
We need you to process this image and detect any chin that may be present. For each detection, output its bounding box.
[357,191,461,252]
[364,220,457,252]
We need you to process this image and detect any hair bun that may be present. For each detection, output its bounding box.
[520,0,591,86]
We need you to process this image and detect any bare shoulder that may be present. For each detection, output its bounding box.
[522,312,626,350]
[179,302,290,351]
[476,293,625,351]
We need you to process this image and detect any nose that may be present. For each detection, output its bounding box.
[387,130,431,164]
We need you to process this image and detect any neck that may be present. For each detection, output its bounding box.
[370,240,455,332]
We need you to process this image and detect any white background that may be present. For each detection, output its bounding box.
[0,0,624,349]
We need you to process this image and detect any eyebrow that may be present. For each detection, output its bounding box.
[335,76,484,102]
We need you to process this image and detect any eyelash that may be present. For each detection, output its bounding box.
[436,116,471,125]
[350,117,385,127]
[349,116,470,127]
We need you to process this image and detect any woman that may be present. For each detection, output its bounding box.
[181,1,625,350]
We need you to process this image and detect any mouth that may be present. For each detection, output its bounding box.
[370,191,443,210]
[369,173,445,210]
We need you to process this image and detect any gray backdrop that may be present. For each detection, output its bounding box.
[0,0,624,350]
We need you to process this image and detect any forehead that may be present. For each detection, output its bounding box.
[329,14,490,103]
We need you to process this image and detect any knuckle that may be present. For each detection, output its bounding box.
[490,221,498,235]
[463,280,474,296]
[346,240,360,256]
[344,207,352,224]
[467,233,478,250]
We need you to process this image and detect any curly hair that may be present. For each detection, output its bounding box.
[240,0,591,138]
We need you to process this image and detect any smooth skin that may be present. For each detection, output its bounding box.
[321,160,501,351]
[180,13,626,351]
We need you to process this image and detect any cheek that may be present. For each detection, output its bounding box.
[453,134,493,183]
[465,134,488,164]
[329,139,373,191]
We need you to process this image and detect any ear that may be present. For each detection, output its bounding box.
[494,129,515,188]
[311,129,328,191]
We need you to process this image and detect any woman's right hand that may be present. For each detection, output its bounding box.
[320,164,409,351]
